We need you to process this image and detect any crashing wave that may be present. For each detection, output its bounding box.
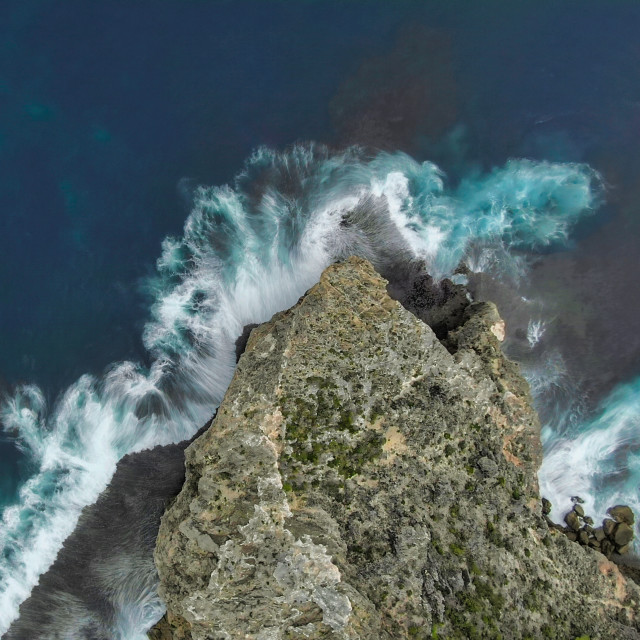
[539,375,640,529]
[0,143,601,635]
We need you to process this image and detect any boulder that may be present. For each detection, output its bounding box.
[601,540,615,558]
[603,518,617,538]
[608,505,635,526]
[564,510,581,532]
[614,523,635,547]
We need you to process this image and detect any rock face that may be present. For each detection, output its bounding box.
[152,257,640,640]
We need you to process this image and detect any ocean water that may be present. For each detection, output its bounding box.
[1,1,639,637]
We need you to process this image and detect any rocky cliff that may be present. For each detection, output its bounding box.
[150,257,640,640]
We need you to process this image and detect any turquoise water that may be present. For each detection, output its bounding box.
[0,144,603,634]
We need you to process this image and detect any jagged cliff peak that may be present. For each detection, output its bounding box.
[150,257,640,640]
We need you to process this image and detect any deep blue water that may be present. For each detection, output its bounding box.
[1,1,640,635]
[2,1,640,391]
[0,0,418,500]
[0,1,402,392]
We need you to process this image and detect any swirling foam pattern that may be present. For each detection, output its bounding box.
[0,144,601,636]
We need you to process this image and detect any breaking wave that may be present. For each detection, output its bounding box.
[0,144,603,636]
[539,376,640,528]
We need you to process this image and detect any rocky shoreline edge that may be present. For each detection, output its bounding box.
[547,499,636,558]
[147,257,640,640]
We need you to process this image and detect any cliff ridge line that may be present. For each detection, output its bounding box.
[151,256,640,640]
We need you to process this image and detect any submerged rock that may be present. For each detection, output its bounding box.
[151,257,640,640]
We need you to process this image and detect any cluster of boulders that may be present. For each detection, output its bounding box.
[543,497,636,558]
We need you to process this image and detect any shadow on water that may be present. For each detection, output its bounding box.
[3,430,203,640]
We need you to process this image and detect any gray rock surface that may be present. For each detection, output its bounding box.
[151,257,640,640]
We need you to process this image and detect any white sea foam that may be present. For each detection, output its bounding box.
[539,377,640,529]
[0,143,602,636]
[527,319,547,348]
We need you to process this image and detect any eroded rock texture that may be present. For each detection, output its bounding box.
[152,257,640,640]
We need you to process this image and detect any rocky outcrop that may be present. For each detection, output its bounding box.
[550,499,637,559]
[151,257,640,640]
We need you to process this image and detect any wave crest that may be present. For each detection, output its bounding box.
[0,143,601,635]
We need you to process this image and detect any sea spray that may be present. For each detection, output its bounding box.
[539,376,640,528]
[0,143,601,635]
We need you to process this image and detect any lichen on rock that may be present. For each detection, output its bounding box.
[151,257,640,640]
